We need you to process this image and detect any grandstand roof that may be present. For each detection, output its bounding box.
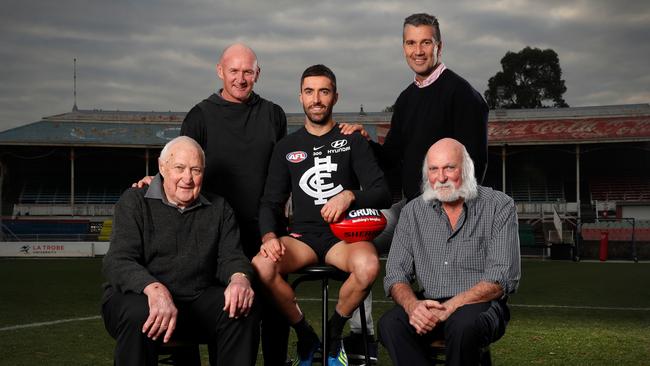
[0,104,648,147]
[487,103,650,145]
[0,109,390,148]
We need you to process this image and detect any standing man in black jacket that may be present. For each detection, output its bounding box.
[339,13,489,361]
[135,43,289,365]
[181,43,287,260]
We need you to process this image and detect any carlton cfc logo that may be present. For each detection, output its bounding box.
[286,151,307,163]
[299,156,343,205]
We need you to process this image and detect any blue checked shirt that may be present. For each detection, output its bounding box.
[384,186,521,300]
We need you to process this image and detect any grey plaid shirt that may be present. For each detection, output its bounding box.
[384,186,521,300]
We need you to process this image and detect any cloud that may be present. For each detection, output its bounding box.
[0,0,647,131]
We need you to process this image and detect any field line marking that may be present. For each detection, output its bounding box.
[298,297,650,311]
[509,304,650,311]
[0,315,101,331]
[3,301,649,332]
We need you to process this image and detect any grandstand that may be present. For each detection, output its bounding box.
[0,104,648,260]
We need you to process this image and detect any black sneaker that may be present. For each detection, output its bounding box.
[342,333,378,365]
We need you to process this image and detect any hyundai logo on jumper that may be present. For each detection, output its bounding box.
[328,139,350,154]
[331,139,348,148]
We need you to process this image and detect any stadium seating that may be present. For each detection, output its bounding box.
[590,177,650,202]
[17,183,123,205]
[507,177,565,202]
[2,219,93,241]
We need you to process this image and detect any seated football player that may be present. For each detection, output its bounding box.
[252,64,391,366]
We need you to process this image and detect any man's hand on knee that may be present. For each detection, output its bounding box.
[406,299,445,335]
[224,273,255,319]
[142,282,178,343]
[260,237,285,262]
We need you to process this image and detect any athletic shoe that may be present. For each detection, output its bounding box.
[327,341,348,366]
[342,332,378,364]
[292,338,321,366]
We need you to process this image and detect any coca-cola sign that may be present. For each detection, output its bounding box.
[375,116,650,144]
[488,117,650,143]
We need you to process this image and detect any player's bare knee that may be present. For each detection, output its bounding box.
[251,255,276,283]
[351,253,380,287]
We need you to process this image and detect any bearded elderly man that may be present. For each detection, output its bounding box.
[102,136,260,366]
[378,138,520,366]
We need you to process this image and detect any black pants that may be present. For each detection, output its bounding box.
[259,294,291,365]
[378,300,509,366]
[243,234,290,366]
[102,286,261,366]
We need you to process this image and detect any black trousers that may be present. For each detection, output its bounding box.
[243,234,290,366]
[102,286,261,366]
[378,300,509,366]
[260,293,291,365]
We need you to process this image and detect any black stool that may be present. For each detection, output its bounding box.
[291,265,371,365]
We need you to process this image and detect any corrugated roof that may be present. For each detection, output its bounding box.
[0,110,388,147]
[0,104,648,147]
[0,120,180,148]
[489,103,650,121]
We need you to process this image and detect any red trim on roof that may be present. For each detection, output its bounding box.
[375,116,650,144]
[489,116,650,143]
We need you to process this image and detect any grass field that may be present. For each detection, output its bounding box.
[1,258,649,365]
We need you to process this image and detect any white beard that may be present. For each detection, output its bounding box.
[422,178,478,203]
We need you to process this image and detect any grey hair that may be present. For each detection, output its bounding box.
[159,136,205,167]
[420,143,478,202]
[403,13,441,43]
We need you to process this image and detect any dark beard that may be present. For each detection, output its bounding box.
[303,104,332,125]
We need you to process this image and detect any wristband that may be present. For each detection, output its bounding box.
[230,272,248,283]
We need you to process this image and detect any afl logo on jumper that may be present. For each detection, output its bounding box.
[331,139,348,149]
[299,156,343,205]
[286,151,307,163]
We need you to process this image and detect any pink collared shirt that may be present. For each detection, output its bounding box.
[414,63,447,88]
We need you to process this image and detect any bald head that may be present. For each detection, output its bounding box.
[427,138,464,162]
[219,43,258,65]
[421,138,478,203]
[217,43,260,103]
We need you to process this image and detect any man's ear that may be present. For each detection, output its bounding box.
[254,66,260,82]
[216,63,224,80]
[158,159,165,178]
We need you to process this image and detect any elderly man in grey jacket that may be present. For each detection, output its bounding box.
[102,136,259,366]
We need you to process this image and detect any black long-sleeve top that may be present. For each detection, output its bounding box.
[260,125,391,235]
[181,91,287,257]
[375,69,489,201]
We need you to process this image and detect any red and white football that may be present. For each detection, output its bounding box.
[330,208,387,243]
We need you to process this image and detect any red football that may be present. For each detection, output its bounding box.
[330,208,387,243]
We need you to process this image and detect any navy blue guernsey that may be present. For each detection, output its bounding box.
[259,124,391,236]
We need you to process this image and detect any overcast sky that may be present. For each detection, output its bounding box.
[0,0,648,132]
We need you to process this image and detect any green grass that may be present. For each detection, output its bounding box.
[1,258,649,365]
